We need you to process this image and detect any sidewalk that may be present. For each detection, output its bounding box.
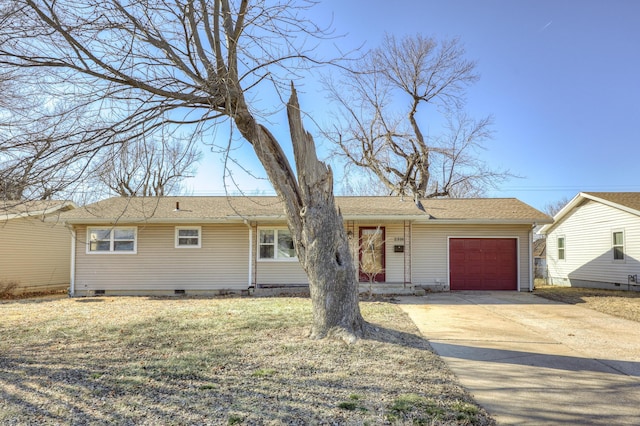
[398,292,640,425]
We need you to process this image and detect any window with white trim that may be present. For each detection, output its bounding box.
[175,226,201,248]
[557,236,565,260]
[613,231,625,261]
[88,227,137,253]
[258,228,296,260]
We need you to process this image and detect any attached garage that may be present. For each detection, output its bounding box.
[449,238,518,291]
[61,196,550,295]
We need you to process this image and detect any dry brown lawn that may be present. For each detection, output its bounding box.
[534,285,640,323]
[0,295,494,425]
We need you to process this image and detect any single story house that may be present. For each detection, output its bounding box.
[59,196,551,296]
[1,200,76,295]
[539,192,640,291]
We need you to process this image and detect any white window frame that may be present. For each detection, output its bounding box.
[175,226,202,248]
[612,230,625,261]
[257,227,297,261]
[87,226,137,254]
[557,236,566,261]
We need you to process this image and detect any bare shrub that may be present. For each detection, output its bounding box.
[0,280,19,298]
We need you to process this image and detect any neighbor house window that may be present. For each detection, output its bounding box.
[258,229,296,260]
[557,236,565,260]
[175,226,201,248]
[88,227,137,253]
[613,231,625,260]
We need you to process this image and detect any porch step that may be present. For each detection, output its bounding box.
[358,283,416,295]
[252,283,421,297]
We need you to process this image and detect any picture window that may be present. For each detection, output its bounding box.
[88,227,137,253]
[258,229,296,260]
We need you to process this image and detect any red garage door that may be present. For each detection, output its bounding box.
[449,238,517,291]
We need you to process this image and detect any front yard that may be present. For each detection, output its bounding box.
[534,285,640,323]
[0,296,493,425]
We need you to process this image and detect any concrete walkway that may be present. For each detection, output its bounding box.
[398,292,640,425]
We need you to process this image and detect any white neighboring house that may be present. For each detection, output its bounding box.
[1,200,76,295]
[539,192,640,291]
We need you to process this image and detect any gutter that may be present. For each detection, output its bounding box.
[243,220,253,290]
[6,201,77,221]
[528,225,534,292]
[62,217,235,225]
[70,227,76,297]
[63,216,552,226]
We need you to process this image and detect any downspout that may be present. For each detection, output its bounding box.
[528,224,535,292]
[244,220,253,290]
[70,227,76,297]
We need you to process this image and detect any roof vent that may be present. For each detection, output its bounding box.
[174,202,180,212]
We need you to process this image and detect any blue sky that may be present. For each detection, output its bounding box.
[185,0,640,212]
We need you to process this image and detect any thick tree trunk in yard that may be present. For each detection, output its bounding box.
[298,199,365,342]
[6,0,366,341]
[233,85,365,342]
[286,85,365,341]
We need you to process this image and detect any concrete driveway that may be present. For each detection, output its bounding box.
[398,292,640,425]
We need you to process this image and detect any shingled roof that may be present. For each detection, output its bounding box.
[1,200,76,221]
[60,196,551,225]
[538,192,640,235]
[581,192,640,213]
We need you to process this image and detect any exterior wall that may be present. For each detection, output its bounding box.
[376,222,406,283]
[253,221,408,286]
[71,220,537,294]
[546,200,640,290]
[73,224,250,294]
[251,223,306,287]
[0,216,71,293]
[411,224,533,291]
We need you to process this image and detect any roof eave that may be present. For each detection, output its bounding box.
[63,216,550,226]
[415,218,551,225]
[540,191,640,235]
[3,201,77,221]
[582,193,640,218]
[63,217,237,225]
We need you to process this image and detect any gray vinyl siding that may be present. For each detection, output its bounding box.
[254,221,408,286]
[73,224,249,292]
[411,224,532,291]
[0,217,71,292]
[72,220,536,293]
[252,224,307,286]
[546,200,640,286]
[255,261,308,285]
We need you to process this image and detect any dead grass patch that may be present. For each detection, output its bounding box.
[0,296,494,425]
[534,286,640,323]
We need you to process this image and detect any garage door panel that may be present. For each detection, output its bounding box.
[449,238,517,291]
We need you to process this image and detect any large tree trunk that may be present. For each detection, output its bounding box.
[286,85,365,341]
[232,85,365,342]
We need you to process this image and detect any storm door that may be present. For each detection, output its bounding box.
[358,227,386,283]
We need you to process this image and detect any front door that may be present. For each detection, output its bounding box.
[359,227,386,282]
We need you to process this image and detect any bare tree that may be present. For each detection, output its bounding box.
[0,0,365,341]
[543,196,572,217]
[93,136,201,197]
[0,63,91,201]
[338,173,389,196]
[324,33,509,200]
